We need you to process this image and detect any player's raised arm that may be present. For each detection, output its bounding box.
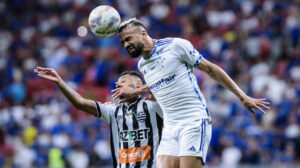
[34,67,97,116]
[196,58,271,114]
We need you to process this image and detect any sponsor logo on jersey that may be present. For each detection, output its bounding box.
[149,74,176,91]
[119,128,149,142]
[119,146,151,163]
[188,146,196,152]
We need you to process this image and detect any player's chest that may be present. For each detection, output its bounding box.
[141,50,180,78]
[115,107,148,123]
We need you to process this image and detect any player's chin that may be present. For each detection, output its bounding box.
[129,52,139,58]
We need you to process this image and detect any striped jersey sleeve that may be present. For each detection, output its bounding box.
[94,101,116,123]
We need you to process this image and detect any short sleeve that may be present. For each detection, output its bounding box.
[94,101,116,123]
[147,101,163,119]
[174,38,202,67]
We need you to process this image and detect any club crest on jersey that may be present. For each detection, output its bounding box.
[136,111,147,121]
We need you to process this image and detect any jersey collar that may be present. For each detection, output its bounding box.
[123,98,142,110]
[144,40,158,60]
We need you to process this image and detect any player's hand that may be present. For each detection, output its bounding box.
[141,85,156,101]
[111,84,154,103]
[144,92,156,101]
[135,85,156,102]
[34,67,62,84]
[241,96,270,114]
[111,85,138,103]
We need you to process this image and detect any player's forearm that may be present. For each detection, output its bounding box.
[56,80,86,109]
[135,85,151,96]
[209,64,247,101]
[56,80,98,116]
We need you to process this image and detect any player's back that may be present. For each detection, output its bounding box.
[138,38,211,127]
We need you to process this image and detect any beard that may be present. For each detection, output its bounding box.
[127,42,144,58]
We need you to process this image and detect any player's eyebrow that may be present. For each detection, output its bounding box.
[120,37,131,45]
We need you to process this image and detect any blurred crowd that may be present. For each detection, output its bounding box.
[0,0,300,167]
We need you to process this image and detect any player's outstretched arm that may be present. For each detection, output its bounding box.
[196,58,270,114]
[34,67,98,116]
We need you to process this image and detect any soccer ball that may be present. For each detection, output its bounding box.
[88,5,121,38]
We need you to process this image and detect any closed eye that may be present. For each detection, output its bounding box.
[125,37,131,42]
[121,37,132,45]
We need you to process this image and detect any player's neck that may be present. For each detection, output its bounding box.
[125,97,140,105]
[141,38,156,59]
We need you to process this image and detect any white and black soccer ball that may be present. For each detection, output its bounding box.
[88,5,121,38]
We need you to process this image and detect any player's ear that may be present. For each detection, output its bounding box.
[136,79,143,88]
[141,30,147,37]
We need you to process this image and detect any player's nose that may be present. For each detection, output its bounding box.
[124,42,130,49]
[115,82,122,88]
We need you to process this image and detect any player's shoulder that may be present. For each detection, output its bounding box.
[172,37,191,45]
[156,37,191,50]
[156,37,187,45]
[140,99,162,117]
[138,38,188,68]
[157,37,191,48]
[156,37,175,46]
[140,99,160,108]
[95,101,117,108]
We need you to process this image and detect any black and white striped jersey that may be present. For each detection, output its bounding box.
[94,98,163,168]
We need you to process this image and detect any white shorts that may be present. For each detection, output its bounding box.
[156,118,212,165]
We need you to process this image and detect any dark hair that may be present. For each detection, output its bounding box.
[118,18,146,33]
[120,71,145,84]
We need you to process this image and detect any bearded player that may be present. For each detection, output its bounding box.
[112,18,270,168]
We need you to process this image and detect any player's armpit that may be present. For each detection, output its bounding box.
[196,57,216,78]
